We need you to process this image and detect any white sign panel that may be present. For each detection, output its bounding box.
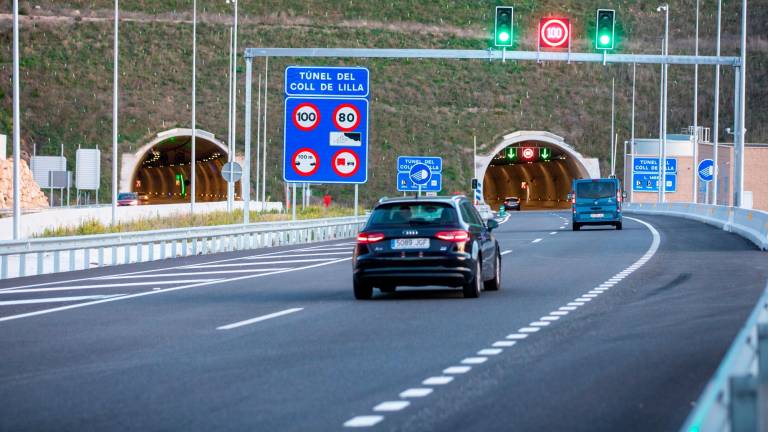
[31,156,66,188]
[0,134,6,160]
[76,149,101,190]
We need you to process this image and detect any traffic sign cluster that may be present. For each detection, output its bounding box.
[283,66,369,184]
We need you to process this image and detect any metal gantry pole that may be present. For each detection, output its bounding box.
[255,73,262,210]
[712,0,722,205]
[630,62,636,203]
[610,76,616,177]
[692,0,700,203]
[262,57,269,205]
[734,0,748,207]
[190,0,197,213]
[243,58,252,224]
[232,0,239,204]
[111,0,119,224]
[657,39,664,204]
[12,0,21,240]
[661,5,669,204]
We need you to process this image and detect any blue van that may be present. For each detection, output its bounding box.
[569,178,625,231]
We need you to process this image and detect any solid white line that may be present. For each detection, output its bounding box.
[373,401,410,412]
[217,308,304,330]
[443,366,472,374]
[422,376,454,385]
[501,250,512,256]
[532,238,542,243]
[102,269,290,278]
[187,258,335,268]
[0,294,124,306]
[399,388,433,398]
[245,252,350,259]
[1,280,221,294]
[343,416,384,428]
[0,257,352,323]
[461,357,488,365]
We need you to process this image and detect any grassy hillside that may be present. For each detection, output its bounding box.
[0,1,765,206]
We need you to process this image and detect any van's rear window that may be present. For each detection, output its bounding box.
[368,203,458,227]
[576,182,615,199]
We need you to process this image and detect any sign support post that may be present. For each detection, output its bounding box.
[354,184,359,218]
[243,57,253,224]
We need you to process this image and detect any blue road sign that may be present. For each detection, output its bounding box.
[397,156,442,192]
[698,159,714,182]
[283,66,370,184]
[284,66,369,98]
[632,173,677,192]
[633,157,677,174]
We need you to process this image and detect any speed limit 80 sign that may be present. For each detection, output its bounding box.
[283,67,369,184]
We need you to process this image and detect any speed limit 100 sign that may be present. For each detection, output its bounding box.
[292,102,320,131]
[539,18,570,48]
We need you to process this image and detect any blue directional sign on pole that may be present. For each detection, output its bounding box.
[697,159,714,183]
[633,157,677,174]
[283,66,369,184]
[632,173,677,192]
[397,156,442,192]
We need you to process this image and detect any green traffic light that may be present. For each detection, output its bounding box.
[498,31,510,43]
[599,34,611,46]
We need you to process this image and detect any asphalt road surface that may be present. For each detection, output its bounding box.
[0,212,766,431]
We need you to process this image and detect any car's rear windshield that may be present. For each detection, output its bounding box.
[118,193,137,200]
[576,181,615,199]
[368,203,458,227]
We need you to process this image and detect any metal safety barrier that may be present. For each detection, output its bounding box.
[0,216,367,280]
[624,203,767,430]
[625,202,768,251]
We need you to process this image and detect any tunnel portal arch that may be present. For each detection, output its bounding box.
[120,128,240,204]
[476,131,600,210]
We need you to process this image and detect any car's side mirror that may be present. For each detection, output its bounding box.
[486,219,499,231]
[567,193,574,201]
[622,191,628,199]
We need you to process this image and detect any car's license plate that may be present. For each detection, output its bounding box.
[591,213,605,218]
[391,238,430,250]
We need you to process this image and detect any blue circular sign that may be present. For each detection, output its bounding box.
[409,163,432,186]
[697,159,714,182]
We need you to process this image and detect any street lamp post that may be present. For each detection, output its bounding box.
[657,4,669,203]
[692,0,699,203]
[712,0,722,205]
[12,0,21,239]
[112,0,119,224]
[226,0,238,210]
[191,0,197,213]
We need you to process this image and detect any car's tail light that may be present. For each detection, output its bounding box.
[435,230,470,242]
[616,189,622,203]
[357,232,385,244]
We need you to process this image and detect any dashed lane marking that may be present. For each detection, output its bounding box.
[373,401,410,412]
[501,250,512,256]
[443,366,472,374]
[461,357,488,365]
[216,308,304,330]
[422,376,454,385]
[532,238,543,243]
[399,388,433,398]
[343,416,384,428]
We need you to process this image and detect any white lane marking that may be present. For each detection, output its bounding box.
[245,252,350,259]
[560,226,566,229]
[559,306,577,311]
[423,376,454,385]
[493,340,517,347]
[399,388,433,398]
[461,357,488,365]
[102,269,290,278]
[497,214,511,225]
[541,316,560,321]
[0,257,351,323]
[1,241,354,291]
[532,238,543,243]
[443,366,472,374]
[478,348,503,356]
[343,416,384,428]
[549,232,557,235]
[530,321,551,327]
[187,258,335,268]
[583,294,598,298]
[0,294,124,306]
[518,327,540,333]
[1,280,221,294]
[575,297,592,302]
[567,302,584,306]
[506,333,529,340]
[295,247,353,252]
[217,308,304,330]
[501,250,512,256]
[373,401,410,412]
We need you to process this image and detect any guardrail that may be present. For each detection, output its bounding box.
[624,203,767,430]
[0,216,367,280]
[625,203,768,251]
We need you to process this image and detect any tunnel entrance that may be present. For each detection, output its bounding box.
[478,132,599,211]
[126,129,240,204]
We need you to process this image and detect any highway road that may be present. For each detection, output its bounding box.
[0,212,766,431]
